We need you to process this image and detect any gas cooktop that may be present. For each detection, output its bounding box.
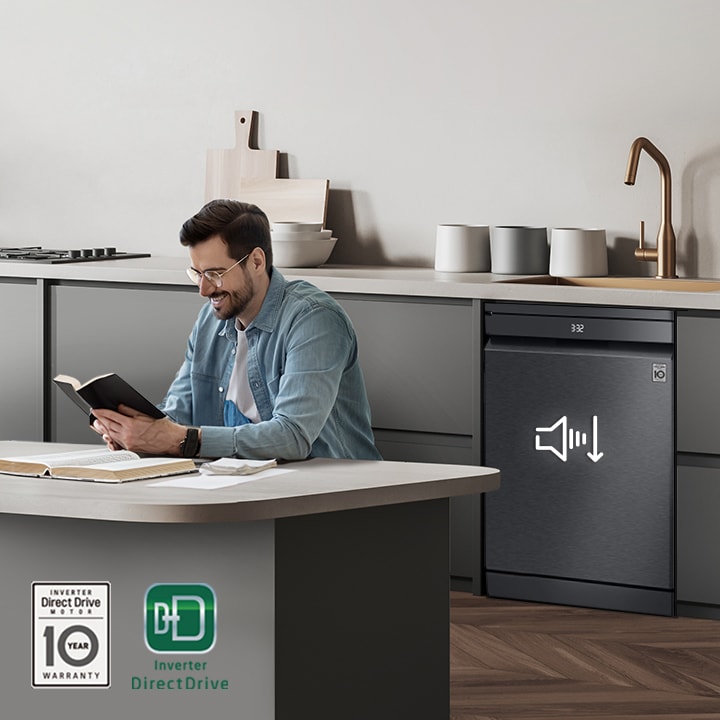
[0,247,151,263]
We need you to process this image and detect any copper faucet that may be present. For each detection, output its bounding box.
[624,137,677,279]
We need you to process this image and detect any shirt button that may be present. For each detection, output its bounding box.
[218,386,224,393]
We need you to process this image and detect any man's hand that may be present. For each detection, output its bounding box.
[91,405,187,456]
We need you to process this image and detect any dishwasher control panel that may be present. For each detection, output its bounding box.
[484,302,674,344]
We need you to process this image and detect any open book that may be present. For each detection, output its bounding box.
[53,373,165,419]
[0,447,196,483]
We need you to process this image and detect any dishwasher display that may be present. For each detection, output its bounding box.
[483,302,675,616]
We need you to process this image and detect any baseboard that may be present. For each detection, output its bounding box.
[676,602,720,620]
[486,571,675,616]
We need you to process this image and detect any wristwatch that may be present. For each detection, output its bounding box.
[179,427,201,458]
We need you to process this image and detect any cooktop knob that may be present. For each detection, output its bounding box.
[68,249,81,258]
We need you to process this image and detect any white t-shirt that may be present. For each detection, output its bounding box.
[226,319,261,424]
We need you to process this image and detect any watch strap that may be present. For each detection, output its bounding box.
[180,426,201,458]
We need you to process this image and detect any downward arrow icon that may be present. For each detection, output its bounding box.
[586,415,604,462]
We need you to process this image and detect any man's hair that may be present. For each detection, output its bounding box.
[180,199,273,271]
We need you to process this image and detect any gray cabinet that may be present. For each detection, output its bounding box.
[334,294,482,587]
[676,462,720,608]
[50,283,205,443]
[0,280,41,440]
[676,312,720,617]
[335,295,475,436]
[676,314,720,454]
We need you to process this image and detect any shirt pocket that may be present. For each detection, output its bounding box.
[190,371,226,425]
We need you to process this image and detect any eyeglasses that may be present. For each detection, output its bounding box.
[185,253,250,288]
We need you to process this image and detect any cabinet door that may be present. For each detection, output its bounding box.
[677,462,720,607]
[335,296,474,436]
[50,284,205,443]
[0,280,40,440]
[676,314,720,454]
[374,429,479,584]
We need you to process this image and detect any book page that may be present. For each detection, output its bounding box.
[51,457,197,482]
[1,448,139,468]
[53,374,82,390]
[62,457,192,472]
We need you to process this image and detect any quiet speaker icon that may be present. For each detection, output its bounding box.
[534,415,604,463]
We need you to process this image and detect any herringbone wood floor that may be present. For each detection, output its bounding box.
[450,592,720,719]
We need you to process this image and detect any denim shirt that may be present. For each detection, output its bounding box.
[159,269,382,461]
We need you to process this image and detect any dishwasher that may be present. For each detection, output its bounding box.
[483,302,675,616]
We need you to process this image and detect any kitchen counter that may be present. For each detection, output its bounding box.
[3,256,720,310]
[0,441,499,718]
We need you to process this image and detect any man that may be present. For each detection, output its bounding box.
[93,199,381,461]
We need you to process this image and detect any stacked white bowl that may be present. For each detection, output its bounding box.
[270,222,337,267]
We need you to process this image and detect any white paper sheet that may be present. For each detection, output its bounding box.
[148,467,294,489]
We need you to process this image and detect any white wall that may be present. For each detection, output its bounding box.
[2,0,720,275]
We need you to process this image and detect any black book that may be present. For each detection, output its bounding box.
[53,373,165,419]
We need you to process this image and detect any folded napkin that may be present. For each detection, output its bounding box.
[199,458,278,476]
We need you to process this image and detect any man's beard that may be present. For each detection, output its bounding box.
[208,283,253,320]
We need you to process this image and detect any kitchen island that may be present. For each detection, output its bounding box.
[0,441,499,720]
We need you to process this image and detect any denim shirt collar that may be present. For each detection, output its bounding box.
[218,268,286,341]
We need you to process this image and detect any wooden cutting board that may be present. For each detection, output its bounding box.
[205,110,329,225]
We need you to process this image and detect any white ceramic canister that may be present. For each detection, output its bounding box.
[434,224,490,272]
[490,226,549,274]
[549,228,608,277]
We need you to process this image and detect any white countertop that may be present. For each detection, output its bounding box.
[2,256,720,310]
[0,441,500,524]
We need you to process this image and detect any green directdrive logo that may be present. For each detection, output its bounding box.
[144,584,216,654]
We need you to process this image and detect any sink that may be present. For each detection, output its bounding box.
[496,276,720,292]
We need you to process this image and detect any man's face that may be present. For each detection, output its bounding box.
[189,235,254,321]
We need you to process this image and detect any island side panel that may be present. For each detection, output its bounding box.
[0,514,275,720]
[274,498,450,720]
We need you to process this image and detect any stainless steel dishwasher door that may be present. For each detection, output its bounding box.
[483,303,675,616]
